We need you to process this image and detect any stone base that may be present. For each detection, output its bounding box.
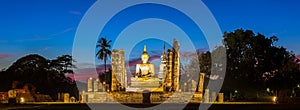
[130,77,160,88]
[84,92,200,103]
[126,87,164,92]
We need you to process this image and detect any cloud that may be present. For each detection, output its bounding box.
[296,55,300,64]
[69,11,82,16]
[0,54,14,59]
[50,27,74,37]
[76,63,95,69]
[149,50,162,55]
[16,35,51,42]
[38,47,51,52]
[181,51,198,58]
[16,27,74,43]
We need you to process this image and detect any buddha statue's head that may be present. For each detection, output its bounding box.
[141,45,149,64]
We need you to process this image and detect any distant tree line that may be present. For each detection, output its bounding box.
[0,54,78,101]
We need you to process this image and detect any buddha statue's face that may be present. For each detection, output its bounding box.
[142,55,148,64]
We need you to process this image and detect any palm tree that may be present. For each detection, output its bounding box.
[96,37,112,73]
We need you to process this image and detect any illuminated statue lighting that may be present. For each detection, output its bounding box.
[129,45,160,92]
[135,45,155,78]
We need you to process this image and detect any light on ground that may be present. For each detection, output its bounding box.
[273,96,277,102]
[20,97,25,103]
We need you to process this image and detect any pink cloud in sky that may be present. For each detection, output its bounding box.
[181,52,198,58]
[296,55,300,64]
[0,54,14,59]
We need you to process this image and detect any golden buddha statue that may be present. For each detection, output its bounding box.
[128,45,161,92]
[135,45,155,78]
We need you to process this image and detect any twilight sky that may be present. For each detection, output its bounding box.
[0,0,300,73]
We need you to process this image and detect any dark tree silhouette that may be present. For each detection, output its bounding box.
[196,29,300,100]
[0,54,78,101]
[50,55,76,74]
[96,37,112,83]
[221,29,300,97]
[198,51,211,74]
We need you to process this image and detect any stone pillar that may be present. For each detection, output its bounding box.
[204,89,210,103]
[198,73,205,92]
[87,77,93,92]
[166,50,173,91]
[94,78,99,92]
[79,91,85,103]
[218,93,224,102]
[211,91,216,102]
[159,63,166,85]
[172,38,180,91]
[63,93,70,103]
[119,49,126,89]
[58,93,64,102]
[111,71,117,91]
[111,49,127,91]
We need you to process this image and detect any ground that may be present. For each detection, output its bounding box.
[2,103,300,110]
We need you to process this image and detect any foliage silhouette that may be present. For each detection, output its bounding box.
[0,54,78,101]
[197,29,300,100]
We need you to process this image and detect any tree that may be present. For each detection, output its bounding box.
[50,55,76,74]
[222,29,300,97]
[1,54,78,100]
[96,37,112,82]
[198,51,211,74]
[266,47,300,92]
[5,54,49,85]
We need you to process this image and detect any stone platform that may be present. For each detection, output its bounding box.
[129,77,161,92]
